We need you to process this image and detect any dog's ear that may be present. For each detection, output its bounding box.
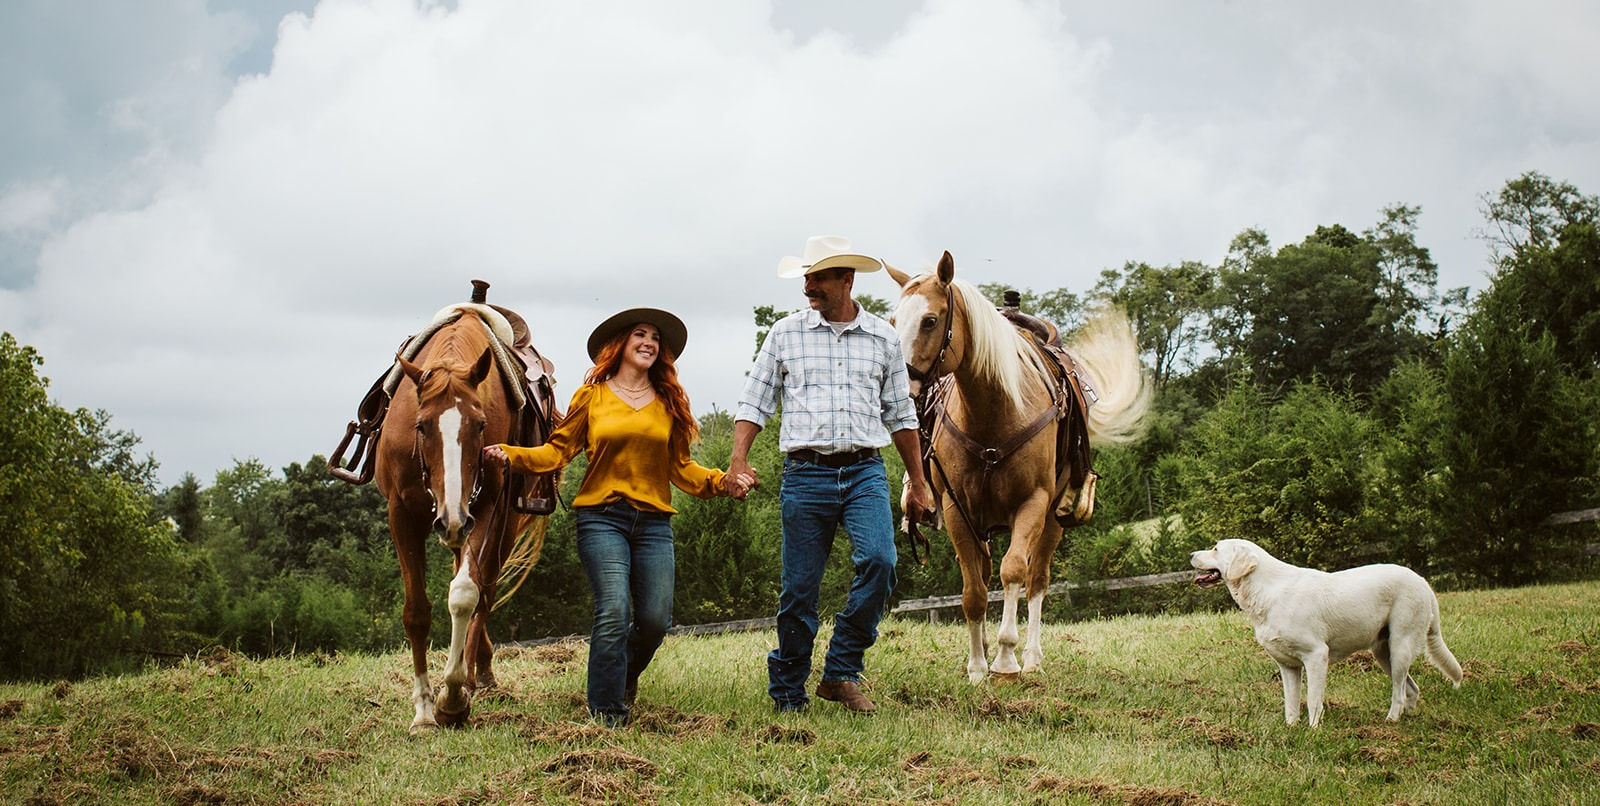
[1221,543,1258,584]
[1224,557,1257,584]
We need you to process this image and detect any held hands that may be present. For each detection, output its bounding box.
[725,471,758,500]
[725,458,759,501]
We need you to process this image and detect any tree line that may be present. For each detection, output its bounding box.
[3,172,1596,681]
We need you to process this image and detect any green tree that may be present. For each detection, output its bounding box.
[1173,377,1380,567]
[1092,260,1217,388]
[1477,174,1600,374]
[670,409,783,624]
[1426,282,1600,585]
[1479,171,1600,259]
[751,305,792,358]
[1211,208,1438,393]
[0,333,194,679]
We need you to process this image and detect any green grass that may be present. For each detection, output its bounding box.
[3,581,1598,805]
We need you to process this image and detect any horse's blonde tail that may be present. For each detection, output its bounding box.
[492,516,549,610]
[1069,308,1152,446]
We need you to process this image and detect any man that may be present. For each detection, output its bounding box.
[730,235,935,713]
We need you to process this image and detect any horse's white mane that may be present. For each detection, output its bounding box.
[951,279,1051,405]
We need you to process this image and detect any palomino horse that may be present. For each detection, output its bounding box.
[888,253,1151,683]
[375,308,545,732]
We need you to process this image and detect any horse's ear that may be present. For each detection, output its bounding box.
[885,263,912,287]
[398,354,424,385]
[936,251,955,284]
[468,348,494,387]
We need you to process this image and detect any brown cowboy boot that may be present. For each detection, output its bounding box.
[815,680,876,713]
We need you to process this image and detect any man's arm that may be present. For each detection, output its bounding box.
[890,427,933,523]
[730,419,763,489]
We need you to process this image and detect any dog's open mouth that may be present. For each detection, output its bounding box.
[1194,569,1222,588]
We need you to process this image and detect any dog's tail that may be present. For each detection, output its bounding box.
[1426,603,1463,687]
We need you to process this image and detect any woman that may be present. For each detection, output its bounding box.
[484,307,752,726]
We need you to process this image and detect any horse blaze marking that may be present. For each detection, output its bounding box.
[438,407,463,517]
[894,295,931,354]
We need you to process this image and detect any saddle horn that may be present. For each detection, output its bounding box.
[470,279,490,304]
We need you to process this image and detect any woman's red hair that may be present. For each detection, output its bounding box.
[585,327,699,444]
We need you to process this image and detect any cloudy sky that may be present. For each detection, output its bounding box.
[4,0,1597,486]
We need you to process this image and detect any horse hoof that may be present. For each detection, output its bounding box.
[435,703,470,728]
[409,718,439,735]
[991,671,1022,685]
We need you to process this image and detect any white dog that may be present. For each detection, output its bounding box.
[1190,538,1462,727]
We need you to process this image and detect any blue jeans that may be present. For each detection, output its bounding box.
[575,501,675,724]
[768,454,897,707]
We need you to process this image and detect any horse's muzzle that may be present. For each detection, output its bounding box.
[433,510,475,547]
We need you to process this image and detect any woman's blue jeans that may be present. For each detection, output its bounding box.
[767,454,897,708]
[575,501,675,725]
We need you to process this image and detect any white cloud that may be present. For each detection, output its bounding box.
[0,178,68,233]
[4,0,1597,483]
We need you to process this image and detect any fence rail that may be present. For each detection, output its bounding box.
[505,512,1600,646]
[888,570,1193,617]
[1546,508,1600,526]
[887,570,1195,622]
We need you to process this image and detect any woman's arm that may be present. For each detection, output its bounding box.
[487,384,593,474]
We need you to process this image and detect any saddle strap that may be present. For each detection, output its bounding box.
[922,379,1058,541]
[936,402,1058,469]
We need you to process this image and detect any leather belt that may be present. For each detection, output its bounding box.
[787,448,879,468]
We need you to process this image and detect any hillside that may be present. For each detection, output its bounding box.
[2,581,1597,805]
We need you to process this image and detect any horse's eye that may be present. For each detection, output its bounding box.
[921,315,938,331]
[415,423,427,434]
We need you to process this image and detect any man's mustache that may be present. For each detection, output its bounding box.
[805,290,825,299]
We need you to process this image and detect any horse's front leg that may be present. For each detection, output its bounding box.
[391,513,438,733]
[991,571,1024,680]
[465,528,508,692]
[435,549,481,726]
[948,520,992,684]
[993,493,1049,679]
[465,574,499,691]
[1022,516,1063,673]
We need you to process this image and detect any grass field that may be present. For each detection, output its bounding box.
[2,580,1597,805]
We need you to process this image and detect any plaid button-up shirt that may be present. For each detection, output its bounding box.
[736,306,919,453]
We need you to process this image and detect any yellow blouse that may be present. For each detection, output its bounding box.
[498,382,726,514]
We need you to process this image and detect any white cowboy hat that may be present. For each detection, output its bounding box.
[776,235,885,279]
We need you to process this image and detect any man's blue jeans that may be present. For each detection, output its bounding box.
[575,501,675,725]
[768,454,897,708]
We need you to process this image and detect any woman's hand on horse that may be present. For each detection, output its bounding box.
[482,444,508,465]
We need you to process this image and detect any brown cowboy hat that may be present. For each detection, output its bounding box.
[586,307,688,361]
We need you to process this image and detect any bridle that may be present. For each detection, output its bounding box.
[412,396,487,519]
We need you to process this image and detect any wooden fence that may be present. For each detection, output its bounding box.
[887,570,1194,623]
[505,509,1599,646]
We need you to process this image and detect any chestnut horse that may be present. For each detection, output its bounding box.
[888,253,1151,683]
[376,309,544,732]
